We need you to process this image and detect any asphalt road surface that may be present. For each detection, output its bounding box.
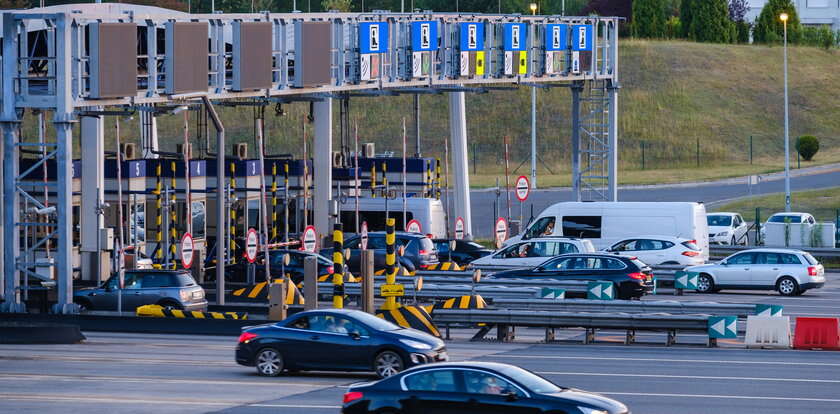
[467,165,840,238]
[2,274,839,414]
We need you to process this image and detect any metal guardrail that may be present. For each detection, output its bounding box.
[316,281,543,300]
[431,308,719,346]
[489,298,757,318]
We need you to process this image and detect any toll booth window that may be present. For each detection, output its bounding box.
[525,217,555,239]
[191,201,206,239]
[561,216,601,238]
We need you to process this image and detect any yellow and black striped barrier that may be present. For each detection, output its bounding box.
[136,304,247,320]
[230,161,237,265]
[426,262,462,271]
[333,223,345,308]
[375,304,441,338]
[231,279,305,305]
[435,294,487,310]
[374,267,414,276]
[318,271,358,283]
[381,218,401,311]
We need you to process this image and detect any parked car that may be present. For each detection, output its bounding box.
[342,361,630,414]
[603,236,704,266]
[685,248,825,296]
[490,253,654,300]
[326,232,438,274]
[470,237,595,271]
[760,212,816,243]
[73,270,207,312]
[433,239,493,266]
[707,212,749,246]
[221,249,333,285]
[505,202,709,261]
[236,309,447,378]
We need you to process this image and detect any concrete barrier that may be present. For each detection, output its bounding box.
[745,315,791,349]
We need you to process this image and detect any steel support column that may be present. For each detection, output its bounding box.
[80,112,106,282]
[313,98,333,240]
[570,82,582,202]
[607,80,619,202]
[53,118,75,312]
[448,92,472,238]
[1,121,22,311]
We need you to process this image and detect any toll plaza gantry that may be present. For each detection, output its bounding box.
[0,3,620,313]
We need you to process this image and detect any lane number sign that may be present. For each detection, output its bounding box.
[180,233,194,269]
[302,225,318,253]
[515,175,530,202]
[406,219,422,234]
[454,216,465,240]
[245,228,258,263]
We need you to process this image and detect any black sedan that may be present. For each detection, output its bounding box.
[342,361,629,414]
[220,249,333,285]
[236,309,447,378]
[433,239,493,266]
[491,254,655,300]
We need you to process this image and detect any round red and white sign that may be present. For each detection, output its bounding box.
[360,221,369,250]
[515,175,530,202]
[406,219,422,234]
[454,217,465,240]
[180,233,194,269]
[302,225,318,252]
[494,217,508,248]
[245,228,259,264]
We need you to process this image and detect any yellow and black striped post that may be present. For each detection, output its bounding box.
[154,161,163,268]
[229,161,237,264]
[271,162,278,242]
[332,223,345,308]
[435,158,442,199]
[381,162,388,197]
[370,164,376,198]
[382,218,398,310]
[169,160,178,269]
[283,161,289,241]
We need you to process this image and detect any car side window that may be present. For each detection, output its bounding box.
[404,370,459,393]
[495,244,522,259]
[368,236,388,250]
[728,253,754,265]
[603,258,625,269]
[463,370,524,397]
[543,257,573,270]
[757,253,781,264]
[141,273,171,288]
[288,315,310,330]
[122,273,141,289]
[436,242,449,254]
[306,315,360,335]
[525,217,556,239]
[781,254,801,265]
[612,240,635,251]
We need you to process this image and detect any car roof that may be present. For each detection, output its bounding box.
[556,253,632,259]
[708,212,738,216]
[614,235,685,241]
[769,212,810,217]
[517,236,582,242]
[348,231,427,239]
[125,269,191,274]
[402,361,516,373]
[737,248,807,254]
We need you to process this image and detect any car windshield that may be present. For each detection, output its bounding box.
[497,365,562,394]
[349,311,402,331]
[464,241,485,250]
[707,215,732,226]
[768,215,802,223]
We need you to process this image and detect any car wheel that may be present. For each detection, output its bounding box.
[731,236,737,246]
[255,348,284,377]
[777,277,799,296]
[696,274,715,293]
[374,350,404,378]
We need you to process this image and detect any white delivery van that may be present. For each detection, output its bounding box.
[505,202,709,261]
[339,197,447,238]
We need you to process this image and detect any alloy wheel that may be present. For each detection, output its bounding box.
[256,349,282,376]
[375,351,403,378]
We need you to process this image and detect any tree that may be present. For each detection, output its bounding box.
[583,0,633,36]
[728,0,749,22]
[322,0,351,11]
[796,135,819,161]
[683,0,733,43]
[631,0,667,38]
[753,0,801,44]
[0,0,30,9]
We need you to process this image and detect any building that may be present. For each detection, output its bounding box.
[746,0,840,30]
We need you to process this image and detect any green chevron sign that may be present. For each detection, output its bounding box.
[755,304,783,317]
[675,271,699,290]
[708,316,738,339]
[538,288,566,300]
[587,281,615,300]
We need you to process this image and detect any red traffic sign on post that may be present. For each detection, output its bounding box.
[515,175,530,202]
[454,217,465,240]
[180,233,195,269]
[245,228,259,263]
[406,219,422,234]
[495,217,508,249]
[360,221,369,250]
[302,225,318,252]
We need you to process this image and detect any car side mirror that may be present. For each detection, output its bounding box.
[349,332,361,340]
[721,260,728,266]
[505,391,518,402]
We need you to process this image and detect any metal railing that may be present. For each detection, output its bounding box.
[489,298,758,318]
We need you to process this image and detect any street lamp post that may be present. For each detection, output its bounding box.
[781,12,791,212]
[530,3,538,190]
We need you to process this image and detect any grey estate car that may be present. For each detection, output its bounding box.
[73,270,207,312]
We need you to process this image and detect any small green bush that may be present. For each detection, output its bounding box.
[664,16,682,39]
[796,135,820,161]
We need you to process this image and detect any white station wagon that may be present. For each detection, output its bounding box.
[685,248,825,296]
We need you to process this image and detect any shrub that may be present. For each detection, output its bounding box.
[631,0,668,38]
[753,0,801,44]
[665,16,682,39]
[796,135,820,161]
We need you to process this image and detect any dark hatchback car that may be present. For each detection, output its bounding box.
[491,254,654,300]
[433,239,493,266]
[236,309,447,378]
[221,249,333,285]
[325,232,439,274]
[73,270,207,312]
[342,361,630,414]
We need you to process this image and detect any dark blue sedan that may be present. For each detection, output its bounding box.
[342,361,629,414]
[236,309,447,378]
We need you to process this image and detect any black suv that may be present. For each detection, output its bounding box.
[491,253,655,299]
[325,232,439,274]
[222,249,333,285]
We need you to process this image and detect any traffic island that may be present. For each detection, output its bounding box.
[0,321,85,344]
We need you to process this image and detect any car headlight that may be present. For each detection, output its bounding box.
[399,339,432,350]
[577,407,609,414]
[716,232,729,237]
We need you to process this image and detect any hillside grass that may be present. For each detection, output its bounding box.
[17,40,840,188]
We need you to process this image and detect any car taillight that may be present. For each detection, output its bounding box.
[808,266,818,276]
[687,239,697,245]
[682,251,700,257]
[419,249,428,255]
[627,272,646,280]
[238,332,258,344]
[343,391,364,404]
[419,264,428,269]
[327,265,334,274]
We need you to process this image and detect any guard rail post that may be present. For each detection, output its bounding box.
[361,250,375,313]
[268,281,286,320]
[332,223,344,309]
[303,256,318,311]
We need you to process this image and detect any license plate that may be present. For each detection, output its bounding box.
[192,291,203,299]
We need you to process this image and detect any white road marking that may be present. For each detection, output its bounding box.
[599,391,840,403]
[0,394,340,409]
[490,355,840,366]
[537,371,840,383]
[0,373,329,387]
[250,404,341,409]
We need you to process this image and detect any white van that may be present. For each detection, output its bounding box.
[338,197,447,238]
[505,202,710,261]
